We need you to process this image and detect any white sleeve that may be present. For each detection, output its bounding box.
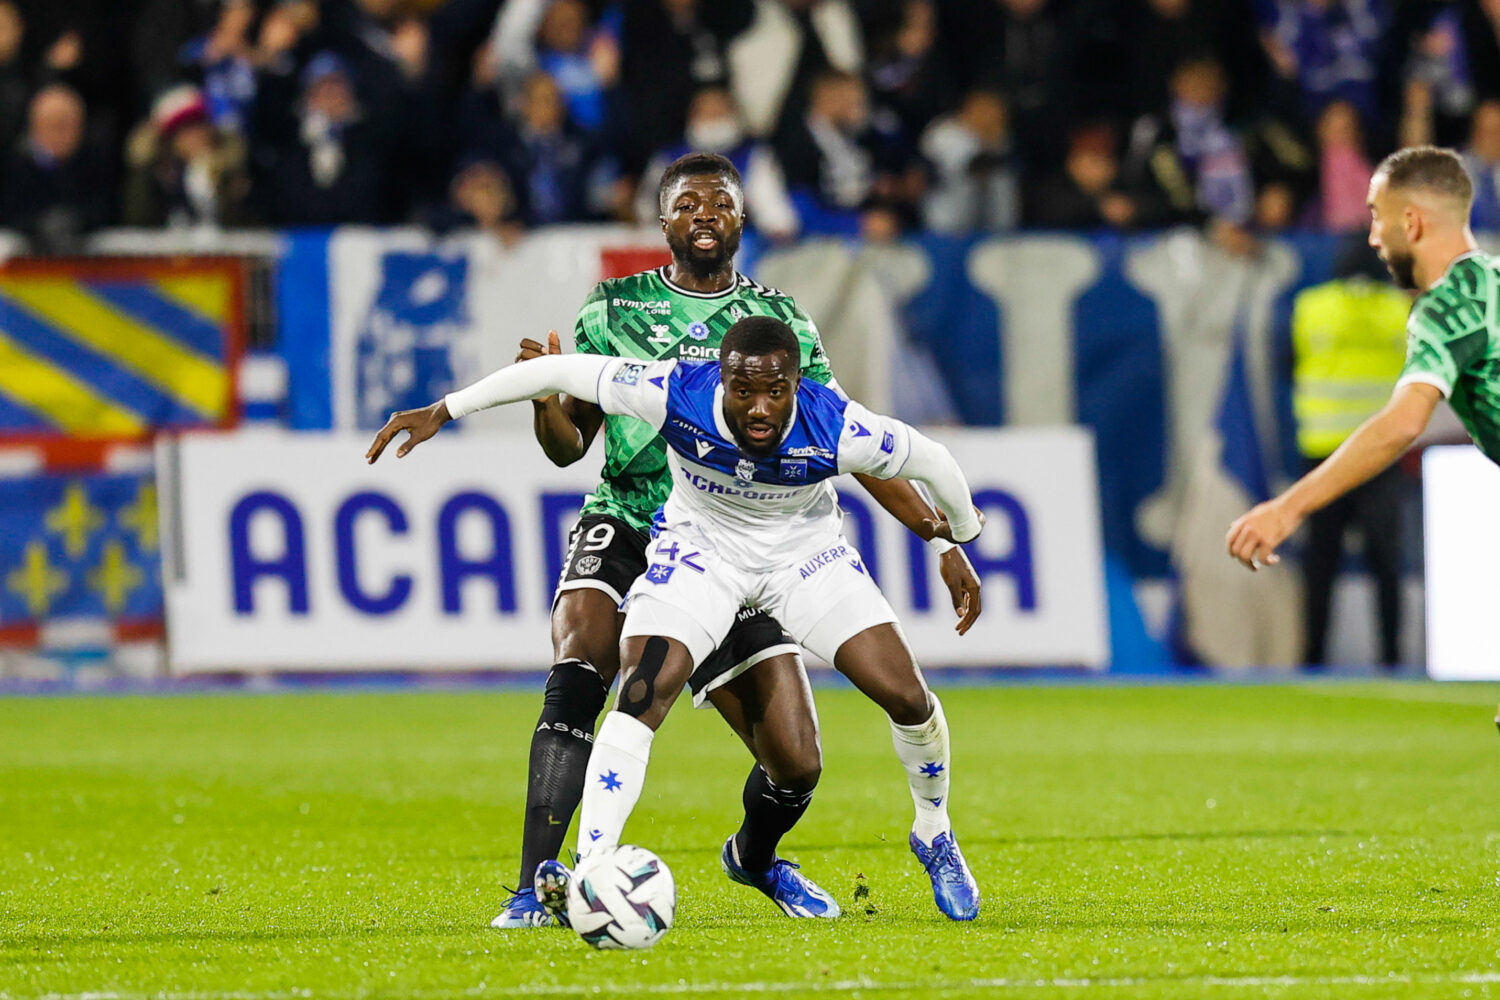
[442,355,611,418]
[592,359,676,429]
[837,401,980,543]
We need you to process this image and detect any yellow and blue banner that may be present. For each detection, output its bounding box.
[0,260,242,439]
[0,471,162,640]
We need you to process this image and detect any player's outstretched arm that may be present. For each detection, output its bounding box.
[855,474,983,634]
[364,354,614,464]
[517,330,605,467]
[1225,382,1441,571]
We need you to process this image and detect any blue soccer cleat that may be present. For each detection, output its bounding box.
[909,830,980,921]
[489,886,556,928]
[721,836,841,918]
[533,858,573,928]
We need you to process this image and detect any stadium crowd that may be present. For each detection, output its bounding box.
[2,0,1500,252]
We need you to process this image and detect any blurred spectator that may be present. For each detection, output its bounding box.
[253,52,389,224]
[483,0,619,133]
[122,84,251,229]
[635,87,799,238]
[1124,55,1255,228]
[0,0,27,158]
[489,70,623,226]
[1464,0,1500,103]
[1260,0,1381,123]
[173,0,264,137]
[619,0,753,170]
[729,0,864,138]
[1461,98,1500,230]
[430,156,527,247]
[966,0,1076,168]
[865,0,954,142]
[919,89,1019,234]
[0,84,113,252]
[1312,98,1372,231]
[1026,123,1168,230]
[1398,3,1475,148]
[24,2,135,148]
[1253,179,1300,231]
[1126,0,1219,116]
[774,68,916,237]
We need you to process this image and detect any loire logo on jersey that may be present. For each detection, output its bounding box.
[687,322,709,341]
[798,544,850,580]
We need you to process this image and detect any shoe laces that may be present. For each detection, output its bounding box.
[930,839,965,882]
[500,884,536,909]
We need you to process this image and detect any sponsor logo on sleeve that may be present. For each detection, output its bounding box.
[880,432,895,454]
[613,363,645,385]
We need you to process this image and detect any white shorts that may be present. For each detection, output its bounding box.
[620,523,897,668]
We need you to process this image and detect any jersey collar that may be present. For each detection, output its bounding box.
[658,266,743,299]
[712,383,799,451]
[1430,249,1484,289]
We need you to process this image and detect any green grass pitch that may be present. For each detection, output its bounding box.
[1,682,1498,1000]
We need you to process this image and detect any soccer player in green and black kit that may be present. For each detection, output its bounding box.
[392,153,983,926]
[1228,145,1500,573]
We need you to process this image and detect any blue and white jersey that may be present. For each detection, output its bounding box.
[594,358,912,571]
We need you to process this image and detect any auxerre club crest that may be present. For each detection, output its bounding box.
[734,458,756,486]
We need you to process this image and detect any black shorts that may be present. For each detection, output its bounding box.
[556,514,799,705]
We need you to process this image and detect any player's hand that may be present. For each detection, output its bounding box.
[923,507,984,544]
[1225,499,1298,571]
[515,329,563,364]
[939,548,982,635]
[517,330,563,405]
[366,400,451,463]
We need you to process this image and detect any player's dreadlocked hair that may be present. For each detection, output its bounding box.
[1375,146,1474,208]
[721,316,800,366]
[656,152,743,217]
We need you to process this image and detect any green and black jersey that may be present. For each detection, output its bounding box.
[1397,251,1500,464]
[572,267,835,534]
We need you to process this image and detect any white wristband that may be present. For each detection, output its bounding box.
[927,535,957,555]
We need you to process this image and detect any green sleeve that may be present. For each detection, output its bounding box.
[788,300,835,386]
[573,284,610,356]
[1401,291,1489,394]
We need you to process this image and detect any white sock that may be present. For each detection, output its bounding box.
[888,693,952,846]
[575,711,655,859]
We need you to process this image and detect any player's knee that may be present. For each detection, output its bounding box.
[886,688,934,728]
[537,659,609,740]
[780,759,821,796]
[617,637,671,721]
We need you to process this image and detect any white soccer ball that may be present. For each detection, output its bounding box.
[568,844,676,950]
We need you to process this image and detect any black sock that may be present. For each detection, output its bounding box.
[732,764,815,873]
[516,660,609,887]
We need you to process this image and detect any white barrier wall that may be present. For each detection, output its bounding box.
[158,428,1108,672]
[1422,446,1500,680]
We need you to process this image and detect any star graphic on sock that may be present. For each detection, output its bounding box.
[598,770,624,792]
[919,761,945,777]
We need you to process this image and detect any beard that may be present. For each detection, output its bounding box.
[666,225,741,279]
[1381,246,1417,290]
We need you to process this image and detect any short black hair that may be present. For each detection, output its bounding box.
[656,152,743,217]
[1375,145,1474,207]
[720,316,801,369]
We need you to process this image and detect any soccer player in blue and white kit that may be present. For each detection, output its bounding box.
[368,316,982,920]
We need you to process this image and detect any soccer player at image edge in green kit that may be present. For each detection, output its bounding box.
[1226,146,1500,718]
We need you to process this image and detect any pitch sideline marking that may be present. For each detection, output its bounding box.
[11,971,1500,999]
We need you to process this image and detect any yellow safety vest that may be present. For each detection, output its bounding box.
[1291,278,1411,459]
